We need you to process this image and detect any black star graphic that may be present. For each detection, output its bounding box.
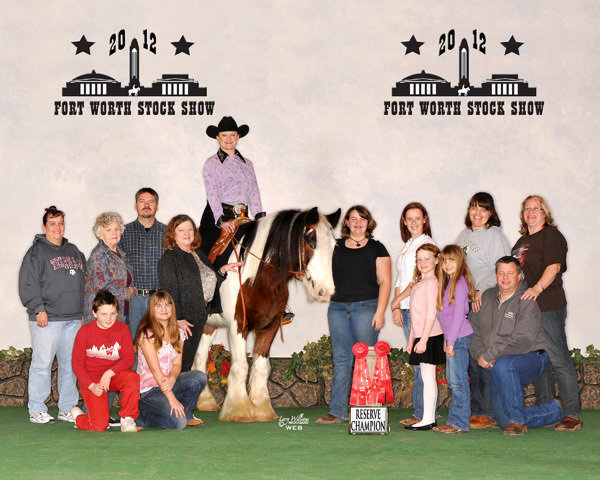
[72,35,94,55]
[401,35,425,55]
[501,35,524,55]
[171,35,194,55]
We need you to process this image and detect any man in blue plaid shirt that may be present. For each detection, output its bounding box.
[118,188,166,340]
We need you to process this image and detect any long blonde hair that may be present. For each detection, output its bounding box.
[134,291,182,354]
[437,245,476,310]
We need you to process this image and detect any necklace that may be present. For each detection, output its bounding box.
[349,236,367,247]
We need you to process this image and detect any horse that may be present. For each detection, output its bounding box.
[193,207,341,422]
[458,86,470,96]
[128,86,140,96]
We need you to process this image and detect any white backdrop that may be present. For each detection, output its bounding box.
[2,0,598,356]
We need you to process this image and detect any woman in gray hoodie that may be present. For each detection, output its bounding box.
[19,206,86,424]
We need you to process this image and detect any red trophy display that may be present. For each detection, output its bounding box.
[349,341,393,434]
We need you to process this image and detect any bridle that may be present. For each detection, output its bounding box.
[228,223,317,336]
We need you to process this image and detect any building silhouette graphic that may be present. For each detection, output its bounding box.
[392,37,536,97]
[62,38,206,97]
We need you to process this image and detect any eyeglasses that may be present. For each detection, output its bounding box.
[524,207,543,213]
[155,303,172,310]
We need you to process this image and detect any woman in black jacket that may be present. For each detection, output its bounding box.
[158,215,242,371]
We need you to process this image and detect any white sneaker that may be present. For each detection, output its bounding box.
[30,411,55,424]
[58,410,76,423]
[69,407,84,429]
[120,416,138,433]
[70,407,84,420]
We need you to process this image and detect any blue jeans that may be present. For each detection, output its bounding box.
[402,309,423,419]
[127,294,151,371]
[533,308,580,418]
[127,294,150,341]
[469,353,495,420]
[137,371,207,430]
[328,299,379,421]
[28,320,80,415]
[446,335,472,430]
[491,351,563,430]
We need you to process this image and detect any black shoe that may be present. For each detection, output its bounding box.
[109,416,121,427]
[405,421,437,431]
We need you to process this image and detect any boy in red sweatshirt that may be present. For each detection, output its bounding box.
[71,289,140,432]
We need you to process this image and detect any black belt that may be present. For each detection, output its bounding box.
[137,289,157,297]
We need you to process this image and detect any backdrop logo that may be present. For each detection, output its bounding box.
[384,30,544,116]
[54,29,214,116]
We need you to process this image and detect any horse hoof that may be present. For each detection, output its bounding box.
[196,400,220,412]
[219,413,253,423]
[253,414,279,422]
[196,389,221,411]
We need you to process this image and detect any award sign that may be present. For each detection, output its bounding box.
[349,406,389,435]
[348,342,393,435]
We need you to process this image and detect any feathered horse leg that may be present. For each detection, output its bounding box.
[193,321,220,411]
[219,320,253,422]
[248,321,281,422]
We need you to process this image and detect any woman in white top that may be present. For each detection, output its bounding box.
[390,202,435,426]
[134,290,207,429]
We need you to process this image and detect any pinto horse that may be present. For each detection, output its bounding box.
[193,207,341,422]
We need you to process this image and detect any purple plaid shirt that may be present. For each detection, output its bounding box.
[203,149,263,223]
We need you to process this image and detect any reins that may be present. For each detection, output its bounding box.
[227,223,316,341]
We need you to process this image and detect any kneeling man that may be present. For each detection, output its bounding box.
[470,256,563,435]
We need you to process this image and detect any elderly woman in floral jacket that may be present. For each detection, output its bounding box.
[84,212,136,324]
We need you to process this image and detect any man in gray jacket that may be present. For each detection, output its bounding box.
[469,256,563,435]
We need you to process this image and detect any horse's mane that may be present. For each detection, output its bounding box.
[241,209,307,284]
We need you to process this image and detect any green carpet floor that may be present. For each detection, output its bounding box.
[1,407,598,479]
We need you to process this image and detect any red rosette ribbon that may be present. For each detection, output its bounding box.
[350,342,370,406]
[371,341,393,404]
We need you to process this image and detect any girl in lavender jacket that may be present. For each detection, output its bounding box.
[433,245,476,434]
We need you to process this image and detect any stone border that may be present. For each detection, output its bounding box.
[2,357,599,409]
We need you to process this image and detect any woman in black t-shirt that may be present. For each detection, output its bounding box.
[316,205,391,424]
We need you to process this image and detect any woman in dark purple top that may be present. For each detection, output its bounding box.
[512,194,581,431]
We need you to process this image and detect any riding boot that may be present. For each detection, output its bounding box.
[282,308,295,325]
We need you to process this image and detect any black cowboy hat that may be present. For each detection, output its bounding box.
[206,116,249,138]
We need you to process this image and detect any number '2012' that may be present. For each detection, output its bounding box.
[438,29,486,55]
[109,29,156,55]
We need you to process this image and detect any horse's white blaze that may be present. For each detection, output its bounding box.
[303,216,336,301]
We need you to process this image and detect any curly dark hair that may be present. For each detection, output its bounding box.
[340,205,377,239]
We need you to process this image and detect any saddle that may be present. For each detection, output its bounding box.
[208,212,252,263]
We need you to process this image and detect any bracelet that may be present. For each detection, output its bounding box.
[537,282,545,291]
[391,305,400,311]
